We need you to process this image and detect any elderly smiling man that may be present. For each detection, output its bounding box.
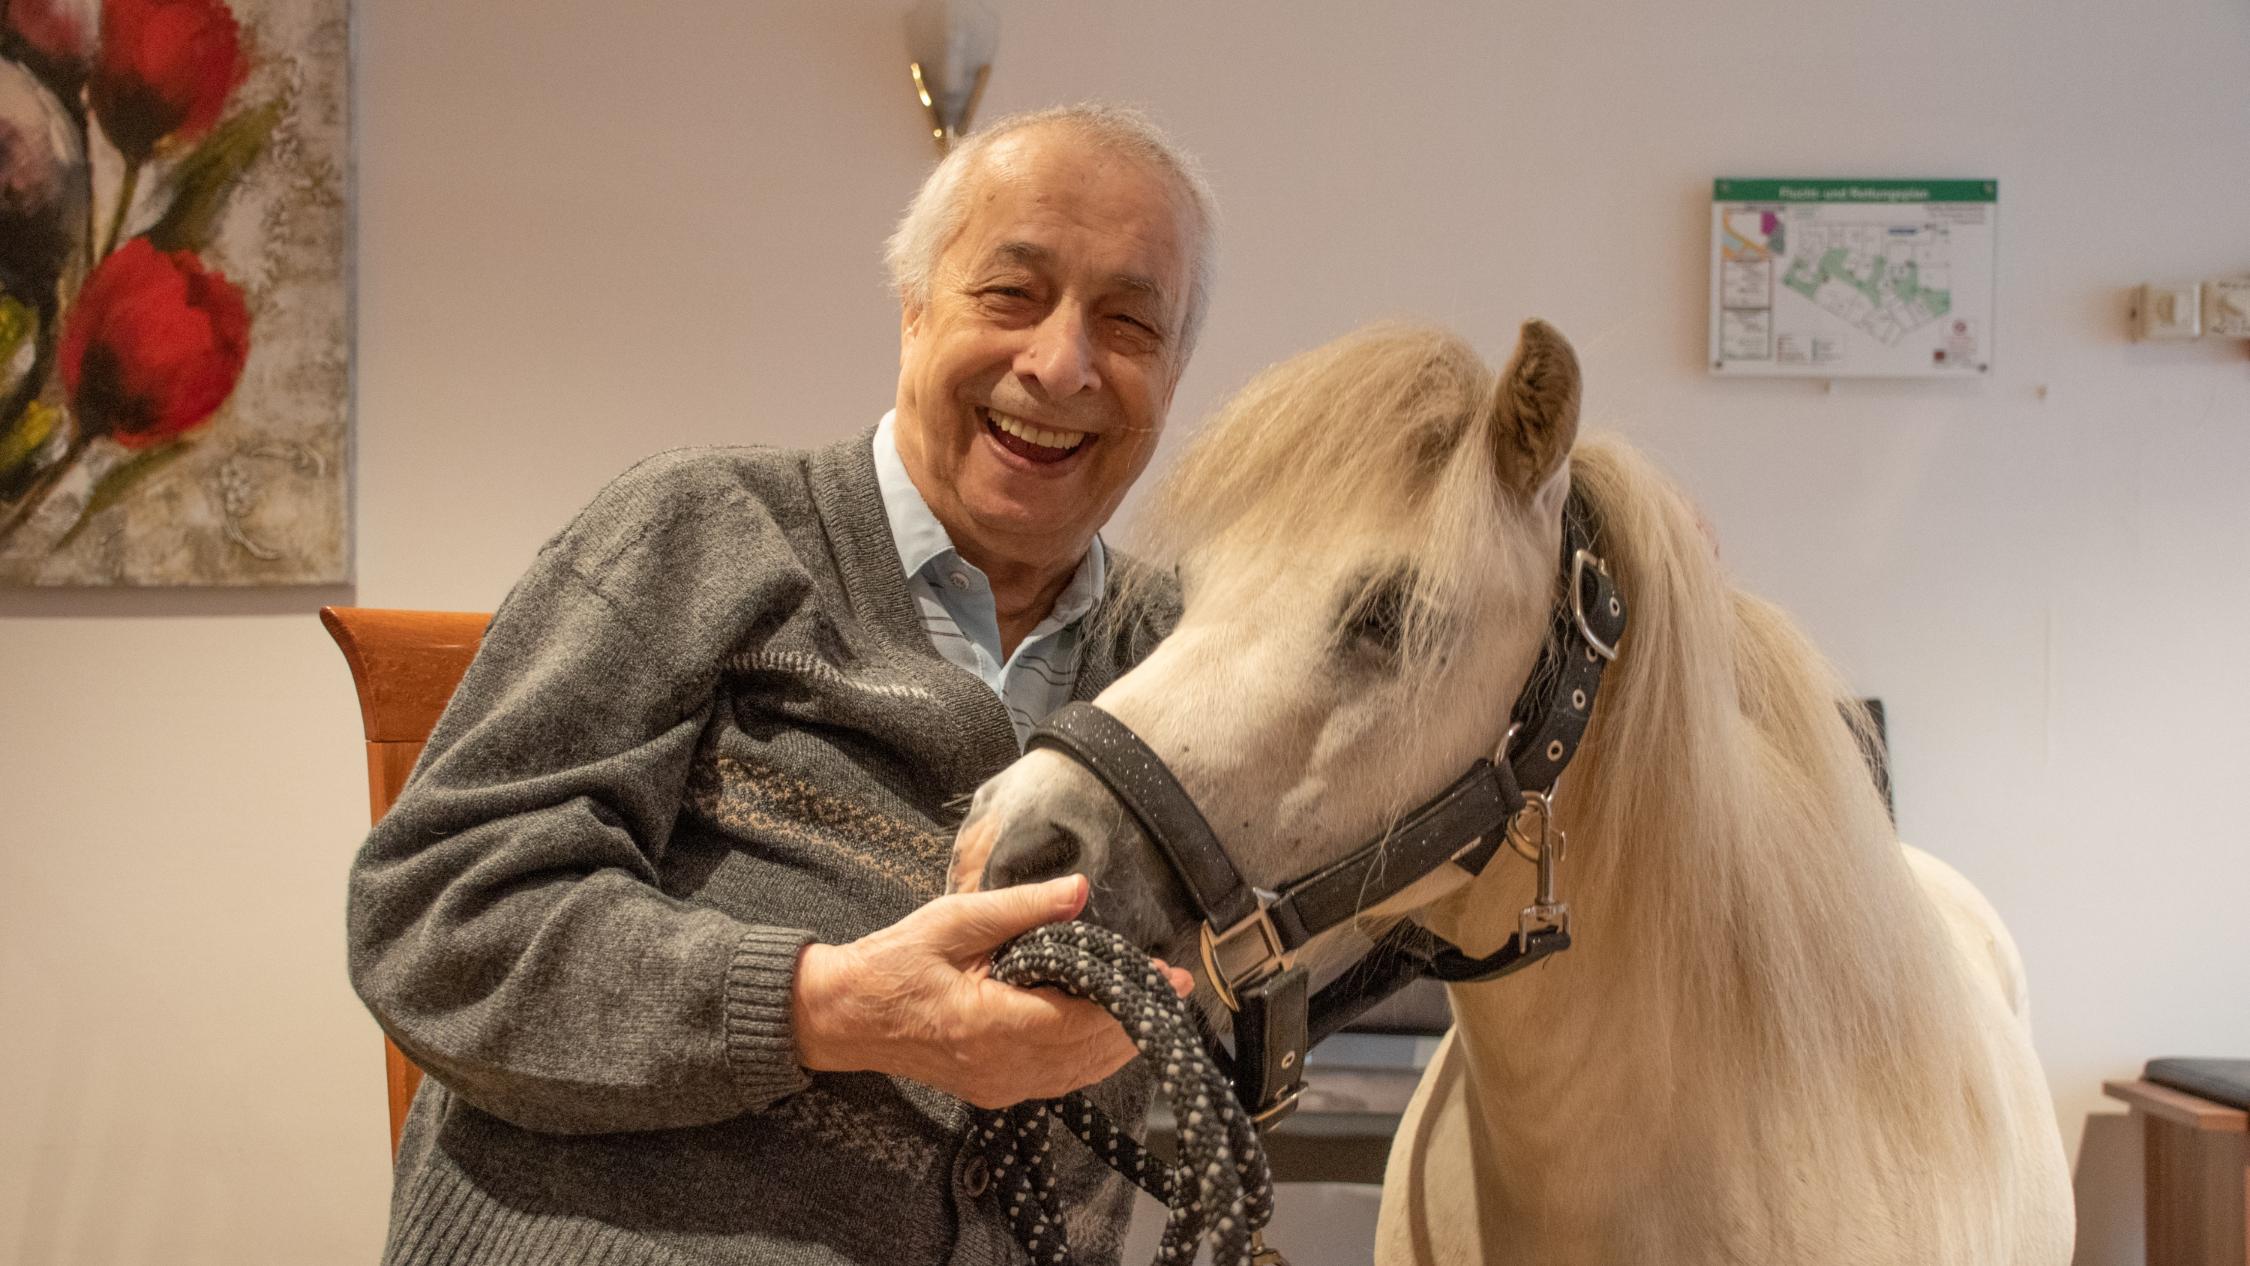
[347,104,1212,1265]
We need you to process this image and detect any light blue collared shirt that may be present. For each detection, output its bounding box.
[872,412,1106,747]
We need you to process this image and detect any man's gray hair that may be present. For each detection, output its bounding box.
[884,103,1219,356]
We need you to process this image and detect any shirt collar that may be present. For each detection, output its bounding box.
[872,411,956,580]
[872,411,1108,624]
[1047,516,1107,631]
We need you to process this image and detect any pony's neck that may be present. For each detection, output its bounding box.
[1410,511,2002,1255]
[1434,591,1964,1089]
[1381,440,2058,1264]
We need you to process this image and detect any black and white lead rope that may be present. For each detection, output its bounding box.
[974,920,1282,1266]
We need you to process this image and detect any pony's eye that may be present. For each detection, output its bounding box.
[1342,581,1410,656]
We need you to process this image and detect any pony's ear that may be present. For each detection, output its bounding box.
[1489,319,1581,495]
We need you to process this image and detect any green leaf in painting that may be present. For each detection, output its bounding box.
[145,100,288,254]
[0,294,33,374]
[0,400,63,497]
[57,440,192,547]
[0,293,36,412]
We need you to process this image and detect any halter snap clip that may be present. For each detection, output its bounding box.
[1509,790,1572,944]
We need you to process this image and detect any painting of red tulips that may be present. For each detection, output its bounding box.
[0,0,347,585]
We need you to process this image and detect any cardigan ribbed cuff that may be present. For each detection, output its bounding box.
[724,926,819,1103]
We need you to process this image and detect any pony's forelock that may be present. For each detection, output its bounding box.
[1125,324,1556,692]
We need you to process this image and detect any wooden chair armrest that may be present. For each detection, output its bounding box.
[2104,1078,2250,1132]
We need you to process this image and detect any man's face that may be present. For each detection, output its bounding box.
[894,128,1195,570]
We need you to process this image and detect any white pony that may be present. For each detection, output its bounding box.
[959,321,2073,1265]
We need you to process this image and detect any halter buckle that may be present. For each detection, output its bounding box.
[1570,548,1619,662]
[1200,902,1287,1013]
[1251,1083,1304,1129]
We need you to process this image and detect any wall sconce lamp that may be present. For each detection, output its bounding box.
[905,0,998,156]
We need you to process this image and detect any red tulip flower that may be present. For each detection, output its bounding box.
[4,0,102,89]
[89,0,245,163]
[60,237,251,450]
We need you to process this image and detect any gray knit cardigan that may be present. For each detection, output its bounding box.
[346,430,1176,1265]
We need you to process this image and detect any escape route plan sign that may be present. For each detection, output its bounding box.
[1710,179,1997,377]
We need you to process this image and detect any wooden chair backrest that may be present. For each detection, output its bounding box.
[320,605,491,1157]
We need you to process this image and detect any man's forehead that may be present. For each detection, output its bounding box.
[956,131,1187,260]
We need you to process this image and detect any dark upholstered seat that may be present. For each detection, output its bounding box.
[2147,1059,2250,1114]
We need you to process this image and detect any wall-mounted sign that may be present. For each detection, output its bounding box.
[1710,179,1997,378]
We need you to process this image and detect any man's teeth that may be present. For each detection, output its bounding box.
[990,412,1085,452]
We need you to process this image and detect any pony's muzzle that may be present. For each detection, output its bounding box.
[984,817,1096,893]
[960,751,1191,954]
[983,812,1146,936]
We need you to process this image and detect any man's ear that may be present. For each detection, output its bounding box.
[1489,319,1581,495]
[900,295,924,340]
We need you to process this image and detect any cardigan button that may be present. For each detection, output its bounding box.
[962,1155,990,1197]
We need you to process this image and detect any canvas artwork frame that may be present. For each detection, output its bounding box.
[0,0,350,586]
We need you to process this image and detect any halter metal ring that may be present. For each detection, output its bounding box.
[1494,721,1521,766]
[1199,902,1287,1013]
[1505,789,1566,865]
[1570,549,1619,662]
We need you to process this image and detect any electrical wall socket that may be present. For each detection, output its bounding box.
[2204,277,2250,339]
[2136,282,2202,340]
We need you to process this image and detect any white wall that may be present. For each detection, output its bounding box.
[2,0,2243,1260]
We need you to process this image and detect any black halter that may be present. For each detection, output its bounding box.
[1025,493,1628,1128]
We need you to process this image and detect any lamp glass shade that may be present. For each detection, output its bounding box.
[904,0,998,135]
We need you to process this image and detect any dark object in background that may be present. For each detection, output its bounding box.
[2147,1058,2250,1112]
[1341,975,1452,1037]
[1852,698,1893,822]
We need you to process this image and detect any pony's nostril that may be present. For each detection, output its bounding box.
[986,823,1086,891]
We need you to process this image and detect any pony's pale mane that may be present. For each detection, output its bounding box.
[1559,436,2010,1213]
[1140,324,1483,559]
[1097,321,2039,1250]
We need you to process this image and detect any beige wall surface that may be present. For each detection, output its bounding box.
[2,0,2245,1261]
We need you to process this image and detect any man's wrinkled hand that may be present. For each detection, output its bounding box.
[792,874,1192,1108]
